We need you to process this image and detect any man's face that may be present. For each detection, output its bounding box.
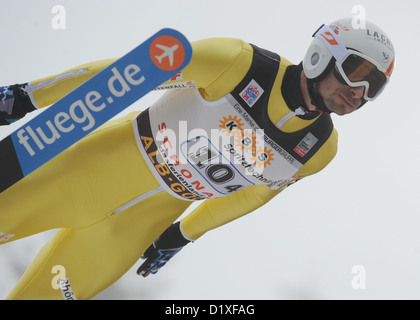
[315,68,365,115]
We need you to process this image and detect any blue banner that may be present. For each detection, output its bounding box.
[9,28,192,177]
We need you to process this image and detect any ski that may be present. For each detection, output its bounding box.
[0,28,192,193]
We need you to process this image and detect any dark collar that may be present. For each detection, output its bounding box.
[281,63,320,120]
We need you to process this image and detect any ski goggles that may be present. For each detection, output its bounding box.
[314,25,394,101]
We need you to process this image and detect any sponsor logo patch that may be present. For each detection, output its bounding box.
[294,133,318,157]
[240,79,264,107]
[155,80,196,90]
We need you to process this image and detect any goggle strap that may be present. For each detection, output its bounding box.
[314,25,348,64]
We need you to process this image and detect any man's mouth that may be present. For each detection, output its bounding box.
[339,94,356,109]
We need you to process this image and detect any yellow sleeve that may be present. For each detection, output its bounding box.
[181,128,338,240]
[27,38,253,109]
[28,59,117,108]
[160,38,254,100]
[181,184,282,240]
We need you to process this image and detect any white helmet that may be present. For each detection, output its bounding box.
[303,18,395,102]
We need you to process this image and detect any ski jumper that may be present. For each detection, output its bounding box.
[0,38,337,299]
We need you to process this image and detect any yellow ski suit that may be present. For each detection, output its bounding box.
[0,38,337,299]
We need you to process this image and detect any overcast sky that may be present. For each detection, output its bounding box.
[1,0,419,299]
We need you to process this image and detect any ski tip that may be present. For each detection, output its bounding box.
[149,28,193,72]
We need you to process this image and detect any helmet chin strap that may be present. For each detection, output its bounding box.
[304,57,336,114]
[306,77,332,114]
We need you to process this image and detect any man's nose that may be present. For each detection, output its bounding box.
[350,85,365,99]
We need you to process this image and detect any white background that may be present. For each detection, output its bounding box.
[0,0,419,300]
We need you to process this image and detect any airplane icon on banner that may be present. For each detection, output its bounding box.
[155,44,179,66]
